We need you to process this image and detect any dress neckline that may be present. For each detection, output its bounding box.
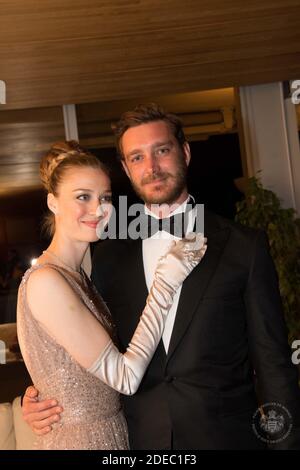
[27,261,87,285]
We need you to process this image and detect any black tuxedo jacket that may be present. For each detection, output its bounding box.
[91,210,300,449]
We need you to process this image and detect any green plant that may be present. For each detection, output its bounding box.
[235,176,300,344]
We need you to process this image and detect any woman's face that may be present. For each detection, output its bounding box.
[48,166,112,243]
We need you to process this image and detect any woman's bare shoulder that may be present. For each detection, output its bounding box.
[27,265,67,291]
[26,265,77,315]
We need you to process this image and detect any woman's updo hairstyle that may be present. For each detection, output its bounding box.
[40,140,110,237]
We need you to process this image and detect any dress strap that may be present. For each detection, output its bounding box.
[21,261,78,282]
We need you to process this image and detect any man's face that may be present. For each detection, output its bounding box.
[121,121,191,205]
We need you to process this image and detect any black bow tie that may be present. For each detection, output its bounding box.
[142,198,196,238]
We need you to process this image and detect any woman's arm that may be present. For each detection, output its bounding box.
[27,235,207,395]
[27,266,111,369]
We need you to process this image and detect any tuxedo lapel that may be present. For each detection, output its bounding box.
[166,211,231,364]
[123,237,167,360]
[123,239,149,332]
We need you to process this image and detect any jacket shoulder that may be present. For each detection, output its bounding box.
[205,209,264,241]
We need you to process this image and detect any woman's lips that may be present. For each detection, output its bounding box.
[82,221,99,229]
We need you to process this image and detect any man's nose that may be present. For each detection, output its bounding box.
[146,154,160,173]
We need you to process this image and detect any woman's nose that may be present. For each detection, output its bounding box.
[88,200,99,216]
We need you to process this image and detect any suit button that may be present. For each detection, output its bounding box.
[165,375,174,383]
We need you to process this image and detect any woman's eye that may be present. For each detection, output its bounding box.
[100,195,112,203]
[77,194,90,201]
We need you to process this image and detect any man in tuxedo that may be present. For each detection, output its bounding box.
[22,104,300,449]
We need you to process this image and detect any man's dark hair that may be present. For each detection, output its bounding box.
[112,103,187,160]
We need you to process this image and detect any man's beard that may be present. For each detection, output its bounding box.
[131,157,188,205]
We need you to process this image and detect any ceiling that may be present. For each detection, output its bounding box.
[1,0,300,198]
[1,0,300,110]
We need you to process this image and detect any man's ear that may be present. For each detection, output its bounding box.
[183,142,191,167]
[47,193,58,215]
[121,159,130,179]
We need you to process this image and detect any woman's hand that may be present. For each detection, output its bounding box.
[155,232,207,292]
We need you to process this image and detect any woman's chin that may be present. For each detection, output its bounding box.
[88,234,100,243]
[76,233,99,243]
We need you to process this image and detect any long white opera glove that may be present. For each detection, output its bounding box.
[88,233,207,395]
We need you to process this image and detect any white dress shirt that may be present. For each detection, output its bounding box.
[142,196,196,352]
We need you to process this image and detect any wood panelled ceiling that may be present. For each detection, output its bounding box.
[1,0,300,110]
[1,1,300,197]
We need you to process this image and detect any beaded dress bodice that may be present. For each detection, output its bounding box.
[17,263,128,450]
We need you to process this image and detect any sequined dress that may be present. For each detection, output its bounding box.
[17,263,129,450]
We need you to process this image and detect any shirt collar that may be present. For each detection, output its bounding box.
[144,194,195,219]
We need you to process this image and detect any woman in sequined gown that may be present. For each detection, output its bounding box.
[17,141,207,450]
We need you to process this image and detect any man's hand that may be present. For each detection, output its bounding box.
[22,386,63,435]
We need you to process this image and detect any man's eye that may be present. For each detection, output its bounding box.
[77,194,90,201]
[131,155,142,163]
[157,147,169,155]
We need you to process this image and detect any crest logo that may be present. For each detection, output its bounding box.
[260,409,284,435]
[252,402,293,444]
